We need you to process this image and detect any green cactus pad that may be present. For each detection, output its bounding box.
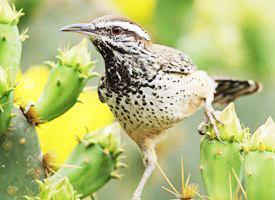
[200,137,243,200]
[25,38,98,124]
[0,1,22,133]
[0,23,21,84]
[0,66,9,98]
[0,107,45,199]
[50,123,125,197]
[243,151,275,200]
[243,117,275,199]
[200,103,245,199]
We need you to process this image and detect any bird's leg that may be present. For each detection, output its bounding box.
[132,145,157,200]
[203,95,224,143]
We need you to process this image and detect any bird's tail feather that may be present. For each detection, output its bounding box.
[212,77,262,104]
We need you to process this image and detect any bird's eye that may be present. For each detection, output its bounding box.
[111,26,122,35]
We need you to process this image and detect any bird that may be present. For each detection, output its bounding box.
[61,15,261,200]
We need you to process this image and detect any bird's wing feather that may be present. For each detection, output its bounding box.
[149,44,197,74]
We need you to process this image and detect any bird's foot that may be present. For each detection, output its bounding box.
[131,196,141,200]
[202,95,224,143]
[204,106,224,143]
[198,115,209,135]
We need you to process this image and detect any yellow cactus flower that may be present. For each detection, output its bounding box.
[110,0,156,23]
[14,65,50,106]
[15,65,113,164]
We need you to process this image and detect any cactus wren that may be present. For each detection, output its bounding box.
[61,15,261,200]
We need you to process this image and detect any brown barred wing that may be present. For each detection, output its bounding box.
[212,77,262,104]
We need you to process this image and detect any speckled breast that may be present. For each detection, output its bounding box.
[103,70,214,134]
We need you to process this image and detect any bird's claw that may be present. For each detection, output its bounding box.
[201,102,224,144]
[198,114,209,135]
[198,121,207,135]
[206,110,224,144]
[213,111,224,125]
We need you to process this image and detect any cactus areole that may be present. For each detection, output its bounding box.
[0,108,45,199]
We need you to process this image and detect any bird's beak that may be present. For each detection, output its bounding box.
[60,23,96,37]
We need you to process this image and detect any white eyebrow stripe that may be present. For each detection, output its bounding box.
[96,21,151,40]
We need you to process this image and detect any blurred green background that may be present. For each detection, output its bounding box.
[11,0,275,199]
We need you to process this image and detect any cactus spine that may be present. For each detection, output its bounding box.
[200,103,245,200]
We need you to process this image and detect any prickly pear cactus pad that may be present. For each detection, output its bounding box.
[200,103,246,200]
[25,38,98,124]
[14,67,114,165]
[0,0,23,79]
[0,107,45,199]
[243,117,275,200]
[50,122,126,197]
[0,0,23,133]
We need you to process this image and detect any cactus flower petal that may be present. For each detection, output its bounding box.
[249,116,275,152]
[57,38,95,76]
[25,177,82,200]
[0,0,24,25]
[209,102,244,141]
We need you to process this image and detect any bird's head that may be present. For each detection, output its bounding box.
[61,15,151,55]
